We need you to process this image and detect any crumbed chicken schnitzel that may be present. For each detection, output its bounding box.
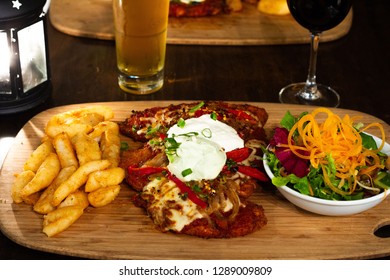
[119,101,269,238]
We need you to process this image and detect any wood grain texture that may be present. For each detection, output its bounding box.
[49,0,353,45]
[1,101,390,260]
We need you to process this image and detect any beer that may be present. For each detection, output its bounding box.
[113,0,170,94]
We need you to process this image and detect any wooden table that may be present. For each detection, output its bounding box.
[49,0,353,45]
[1,0,389,259]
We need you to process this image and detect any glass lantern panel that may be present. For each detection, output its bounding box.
[0,32,11,95]
[17,20,48,93]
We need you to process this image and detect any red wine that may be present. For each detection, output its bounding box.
[287,0,353,33]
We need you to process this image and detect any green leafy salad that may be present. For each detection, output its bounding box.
[265,108,390,201]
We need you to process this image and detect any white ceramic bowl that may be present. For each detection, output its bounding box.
[263,134,390,216]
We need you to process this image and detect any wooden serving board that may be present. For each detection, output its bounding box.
[49,0,353,45]
[1,101,390,260]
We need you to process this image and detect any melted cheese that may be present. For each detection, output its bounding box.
[143,178,203,232]
[142,113,250,231]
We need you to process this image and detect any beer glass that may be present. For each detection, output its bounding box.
[113,0,170,95]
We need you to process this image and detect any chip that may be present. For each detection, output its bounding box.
[12,106,125,237]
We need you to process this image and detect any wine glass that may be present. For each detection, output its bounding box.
[279,0,353,107]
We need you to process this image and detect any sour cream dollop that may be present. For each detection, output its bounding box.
[166,114,244,181]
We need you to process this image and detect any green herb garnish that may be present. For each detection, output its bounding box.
[181,168,193,177]
[165,137,181,162]
[177,118,186,128]
[201,128,212,138]
[120,141,129,151]
[189,101,205,113]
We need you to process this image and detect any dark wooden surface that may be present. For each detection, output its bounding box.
[1,0,389,259]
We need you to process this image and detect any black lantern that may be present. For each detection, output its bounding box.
[0,0,51,115]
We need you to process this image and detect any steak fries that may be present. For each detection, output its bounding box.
[11,106,124,237]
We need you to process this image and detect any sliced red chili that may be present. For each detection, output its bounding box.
[226,147,251,162]
[194,109,207,118]
[159,132,167,140]
[167,172,208,209]
[237,165,268,182]
[127,165,166,177]
[227,109,255,121]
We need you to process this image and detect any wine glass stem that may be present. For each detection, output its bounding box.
[300,32,321,100]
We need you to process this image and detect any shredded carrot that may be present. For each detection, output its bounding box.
[281,108,386,195]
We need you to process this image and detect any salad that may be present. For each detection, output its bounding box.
[265,108,390,201]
